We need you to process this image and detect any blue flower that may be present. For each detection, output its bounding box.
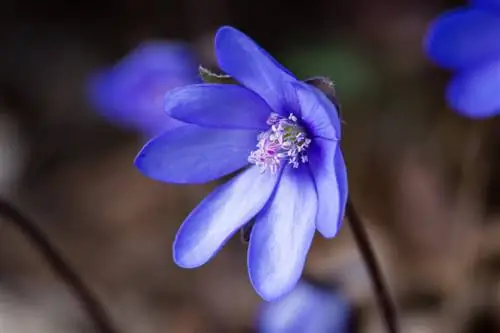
[88,41,200,136]
[258,282,350,333]
[425,0,500,118]
[135,26,348,301]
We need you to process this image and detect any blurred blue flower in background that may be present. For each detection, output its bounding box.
[88,41,200,136]
[425,0,500,118]
[259,282,350,333]
[135,26,348,301]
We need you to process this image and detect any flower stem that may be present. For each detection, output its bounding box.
[0,198,118,333]
[346,198,399,333]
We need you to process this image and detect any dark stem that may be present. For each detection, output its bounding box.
[0,198,118,333]
[346,198,399,333]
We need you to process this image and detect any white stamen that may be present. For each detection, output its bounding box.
[248,112,311,174]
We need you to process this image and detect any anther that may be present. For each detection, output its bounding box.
[248,112,311,174]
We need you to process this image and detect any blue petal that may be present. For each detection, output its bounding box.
[135,125,258,184]
[112,41,199,80]
[88,41,199,136]
[215,26,297,114]
[165,84,271,130]
[309,140,348,238]
[425,8,500,70]
[259,283,350,333]
[89,69,186,135]
[447,58,500,118]
[472,0,500,11]
[293,82,340,141]
[334,147,348,219]
[173,166,279,268]
[248,166,317,301]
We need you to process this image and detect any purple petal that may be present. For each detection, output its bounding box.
[173,166,279,268]
[248,166,317,301]
[165,84,271,130]
[215,26,297,114]
[135,125,258,184]
[309,139,348,238]
[88,41,199,136]
[425,8,500,70]
[259,283,350,333]
[294,82,341,141]
[447,58,500,118]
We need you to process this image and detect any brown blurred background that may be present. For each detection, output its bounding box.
[0,0,499,332]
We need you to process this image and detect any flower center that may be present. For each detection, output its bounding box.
[248,112,311,174]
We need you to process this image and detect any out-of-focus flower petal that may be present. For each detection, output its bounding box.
[447,58,500,118]
[425,8,500,69]
[259,283,350,333]
[294,82,340,140]
[88,41,199,135]
[173,166,280,268]
[471,0,500,11]
[248,166,317,301]
[309,139,347,238]
[165,84,271,130]
[135,125,257,183]
[215,26,297,114]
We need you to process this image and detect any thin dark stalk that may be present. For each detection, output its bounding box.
[0,198,118,333]
[346,198,399,333]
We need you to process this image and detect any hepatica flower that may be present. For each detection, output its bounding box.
[88,41,199,136]
[259,282,350,333]
[135,26,348,300]
[425,0,500,118]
